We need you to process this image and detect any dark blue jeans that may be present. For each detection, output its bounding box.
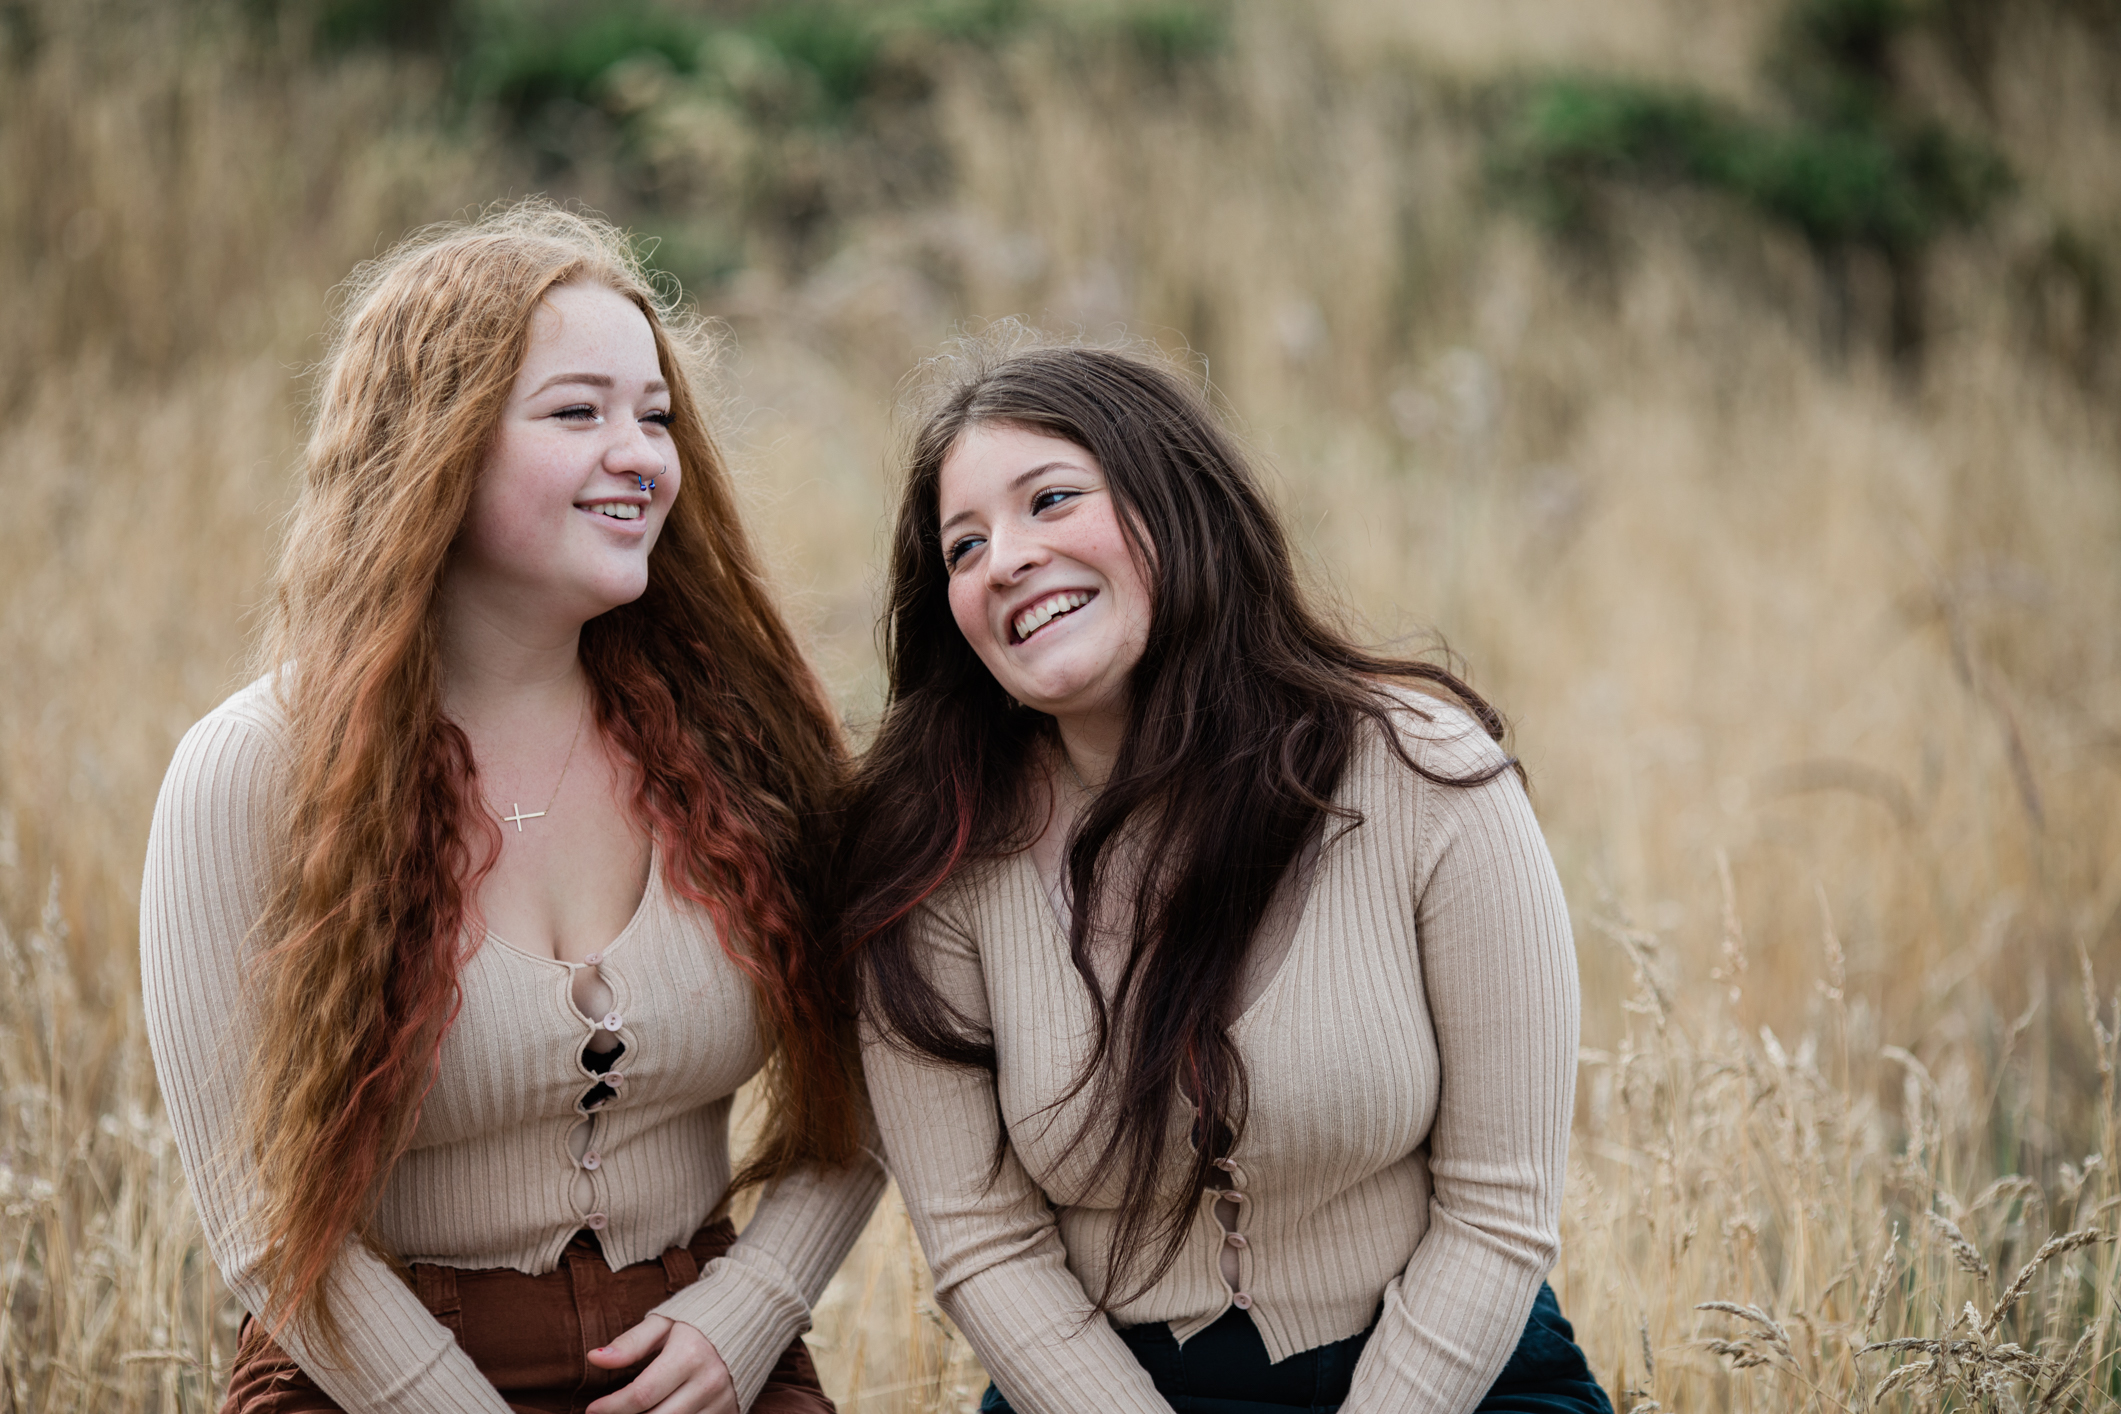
[977,1282,1610,1413]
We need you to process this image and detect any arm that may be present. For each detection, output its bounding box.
[141,706,512,1414]
[860,902,1173,1414]
[1341,724,1580,1414]
[650,1139,888,1409]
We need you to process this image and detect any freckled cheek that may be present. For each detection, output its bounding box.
[460,497,541,563]
[1067,517,1133,579]
[946,579,991,648]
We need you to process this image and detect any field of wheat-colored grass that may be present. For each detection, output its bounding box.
[3,1,2117,1410]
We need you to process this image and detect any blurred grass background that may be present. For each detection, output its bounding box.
[2,0,2118,1409]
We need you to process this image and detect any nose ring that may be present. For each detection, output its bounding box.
[636,464,662,495]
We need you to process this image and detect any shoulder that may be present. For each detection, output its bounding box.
[209,672,292,737]
[156,674,294,823]
[143,677,294,942]
[179,673,291,749]
[913,856,1011,942]
[1356,681,1514,786]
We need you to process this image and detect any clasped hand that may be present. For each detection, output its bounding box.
[584,1315,737,1414]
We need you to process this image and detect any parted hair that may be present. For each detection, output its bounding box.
[252,201,859,1351]
[838,330,1512,1310]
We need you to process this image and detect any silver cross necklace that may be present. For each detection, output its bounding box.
[488,697,588,832]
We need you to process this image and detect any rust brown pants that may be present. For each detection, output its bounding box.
[223,1219,833,1414]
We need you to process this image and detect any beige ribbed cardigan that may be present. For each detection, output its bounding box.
[142,677,885,1413]
[862,698,1579,1414]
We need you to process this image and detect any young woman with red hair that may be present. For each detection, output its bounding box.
[142,204,880,1413]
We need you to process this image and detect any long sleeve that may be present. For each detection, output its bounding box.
[1340,726,1579,1414]
[140,704,512,1414]
[654,1145,886,1408]
[860,902,1173,1414]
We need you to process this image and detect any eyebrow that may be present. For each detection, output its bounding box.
[530,372,670,396]
[938,461,1086,535]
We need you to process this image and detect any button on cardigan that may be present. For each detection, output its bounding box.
[861,697,1580,1414]
[142,677,885,1413]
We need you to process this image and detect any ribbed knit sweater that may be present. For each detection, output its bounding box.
[141,677,886,1413]
[861,698,1579,1414]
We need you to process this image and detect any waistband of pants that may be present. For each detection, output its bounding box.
[407,1215,740,1316]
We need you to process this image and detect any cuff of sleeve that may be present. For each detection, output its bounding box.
[652,1244,811,1411]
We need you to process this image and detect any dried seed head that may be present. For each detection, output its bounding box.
[1925,1210,1993,1284]
[1985,1229,2110,1335]
[1863,1227,1899,1333]
[1696,1301,1792,1353]
[1874,1358,1934,1398]
[2033,1329,2096,1414]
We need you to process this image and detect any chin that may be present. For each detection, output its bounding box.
[574,574,651,620]
[1013,676,1103,717]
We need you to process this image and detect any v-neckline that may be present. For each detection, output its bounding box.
[1021,828,1325,1027]
[480,837,661,971]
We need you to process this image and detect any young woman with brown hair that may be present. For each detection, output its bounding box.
[142,204,881,1413]
[842,338,1612,1414]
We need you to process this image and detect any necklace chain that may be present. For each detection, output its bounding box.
[488,696,588,833]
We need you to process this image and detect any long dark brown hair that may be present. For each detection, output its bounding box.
[838,334,1513,1309]
[253,203,861,1351]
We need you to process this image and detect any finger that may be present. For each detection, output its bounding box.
[698,1366,740,1414]
[647,1359,738,1414]
[585,1314,671,1371]
[628,1324,737,1414]
[587,1342,686,1414]
[668,1329,738,1414]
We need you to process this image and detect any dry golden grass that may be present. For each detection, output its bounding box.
[2,0,2117,1410]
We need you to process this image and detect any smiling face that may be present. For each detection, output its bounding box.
[937,422,1153,751]
[448,281,680,634]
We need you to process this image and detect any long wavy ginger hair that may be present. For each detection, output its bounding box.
[249,203,857,1346]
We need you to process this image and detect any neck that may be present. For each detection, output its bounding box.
[437,578,589,726]
[1053,710,1126,790]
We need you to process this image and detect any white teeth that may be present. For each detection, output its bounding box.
[590,503,642,520]
[1013,591,1090,641]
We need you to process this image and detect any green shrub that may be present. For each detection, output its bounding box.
[460,4,709,121]
[449,1,1019,130]
[739,4,887,117]
[911,0,1034,44]
[312,0,468,54]
[1118,2,1227,67]
[1771,0,1907,120]
[307,0,1222,133]
[1491,0,2010,259]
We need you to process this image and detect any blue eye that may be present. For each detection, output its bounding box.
[945,534,985,570]
[1032,488,1079,513]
